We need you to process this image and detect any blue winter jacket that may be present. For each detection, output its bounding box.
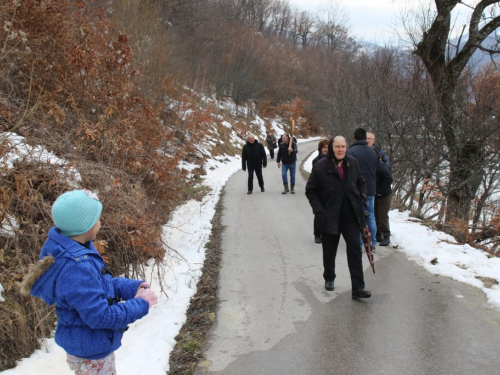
[347,140,378,196]
[27,227,149,359]
[374,145,390,170]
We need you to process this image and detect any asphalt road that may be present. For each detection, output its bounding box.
[196,140,500,375]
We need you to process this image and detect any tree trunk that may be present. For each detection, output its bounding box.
[412,0,498,224]
[418,57,485,224]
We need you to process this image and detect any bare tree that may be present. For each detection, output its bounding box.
[313,0,352,52]
[294,10,314,48]
[406,0,500,223]
[269,0,292,36]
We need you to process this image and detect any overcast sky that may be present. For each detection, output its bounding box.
[288,0,477,45]
[288,0,406,44]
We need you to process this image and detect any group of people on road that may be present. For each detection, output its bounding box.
[306,128,393,300]
[242,130,298,195]
[242,127,392,301]
[19,126,390,375]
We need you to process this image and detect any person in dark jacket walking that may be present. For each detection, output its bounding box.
[306,136,371,299]
[242,133,267,194]
[312,139,329,243]
[265,130,277,160]
[347,128,378,247]
[20,189,157,374]
[276,134,298,194]
[374,148,393,246]
[367,131,391,242]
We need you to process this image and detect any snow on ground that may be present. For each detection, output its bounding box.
[389,210,500,309]
[0,132,81,184]
[304,148,318,173]
[2,140,500,375]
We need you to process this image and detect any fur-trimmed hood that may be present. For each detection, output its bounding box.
[20,255,55,296]
[19,227,95,305]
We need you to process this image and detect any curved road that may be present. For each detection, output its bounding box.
[196,140,500,375]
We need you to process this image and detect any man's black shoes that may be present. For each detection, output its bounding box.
[352,289,371,299]
[247,190,252,194]
[261,187,265,192]
[315,236,322,244]
[325,281,334,291]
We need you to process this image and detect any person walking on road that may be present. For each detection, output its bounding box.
[306,136,371,299]
[312,139,329,243]
[347,128,378,248]
[277,134,298,194]
[242,133,267,194]
[265,129,278,160]
[367,131,390,242]
[374,148,393,247]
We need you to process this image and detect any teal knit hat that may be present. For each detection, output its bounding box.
[51,190,102,237]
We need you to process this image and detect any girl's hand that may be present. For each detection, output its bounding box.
[135,288,158,308]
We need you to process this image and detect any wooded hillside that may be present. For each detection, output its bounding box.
[1,0,500,370]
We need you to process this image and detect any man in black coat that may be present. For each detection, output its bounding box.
[306,136,371,299]
[375,149,393,246]
[242,134,267,194]
[347,128,378,247]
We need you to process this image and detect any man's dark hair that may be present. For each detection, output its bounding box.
[354,128,367,141]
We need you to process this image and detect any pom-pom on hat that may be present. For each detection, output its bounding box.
[51,190,102,237]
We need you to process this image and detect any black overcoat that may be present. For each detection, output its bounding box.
[312,152,326,167]
[375,159,393,198]
[305,155,367,235]
[242,140,267,169]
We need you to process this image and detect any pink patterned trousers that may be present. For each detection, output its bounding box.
[66,352,116,375]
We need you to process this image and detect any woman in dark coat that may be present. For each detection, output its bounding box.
[312,139,329,243]
[305,136,371,299]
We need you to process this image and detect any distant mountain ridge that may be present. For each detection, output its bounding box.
[357,33,500,69]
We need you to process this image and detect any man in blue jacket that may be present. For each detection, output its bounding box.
[347,128,378,247]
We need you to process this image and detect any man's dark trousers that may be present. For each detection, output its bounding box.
[247,164,264,192]
[321,218,365,290]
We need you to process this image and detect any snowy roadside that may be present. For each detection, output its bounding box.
[0,155,242,375]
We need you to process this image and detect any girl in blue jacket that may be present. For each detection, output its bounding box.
[21,189,157,374]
